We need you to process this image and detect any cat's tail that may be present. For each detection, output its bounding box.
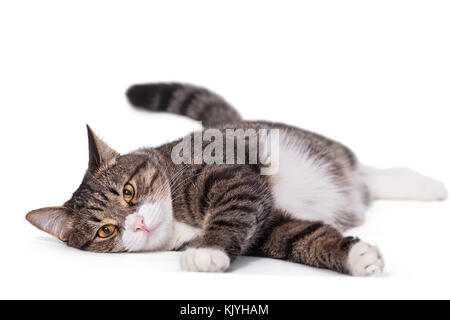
[126,83,242,127]
[361,165,447,201]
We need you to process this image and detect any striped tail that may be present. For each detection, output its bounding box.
[126,83,242,127]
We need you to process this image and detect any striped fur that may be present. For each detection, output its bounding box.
[26,82,446,276]
[126,83,242,127]
[252,210,359,274]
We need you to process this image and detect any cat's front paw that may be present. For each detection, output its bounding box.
[347,241,384,277]
[180,248,230,273]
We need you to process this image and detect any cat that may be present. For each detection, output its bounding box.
[26,83,447,276]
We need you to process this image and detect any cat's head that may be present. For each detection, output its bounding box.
[26,126,173,253]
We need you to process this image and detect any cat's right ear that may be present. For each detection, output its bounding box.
[26,207,73,242]
[86,125,119,172]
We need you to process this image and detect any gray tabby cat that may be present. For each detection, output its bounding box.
[26,83,447,276]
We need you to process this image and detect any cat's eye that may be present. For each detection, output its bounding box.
[123,183,135,203]
[97,224,117,238]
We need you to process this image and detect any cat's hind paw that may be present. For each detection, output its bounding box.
[180,248,230,273]
[347,241,384,277]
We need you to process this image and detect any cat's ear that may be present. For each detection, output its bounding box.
[26,207,73,241]
[86,125,119,172]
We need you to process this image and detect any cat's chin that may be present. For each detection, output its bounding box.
[123,227,171,252]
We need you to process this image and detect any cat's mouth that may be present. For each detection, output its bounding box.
[135,221,162,234]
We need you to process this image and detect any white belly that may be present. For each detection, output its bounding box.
[268,132,366,227]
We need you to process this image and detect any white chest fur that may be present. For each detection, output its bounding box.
[165,221,203,250]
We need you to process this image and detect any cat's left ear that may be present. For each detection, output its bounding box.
[26,207,74,241]
[86,125,119,172]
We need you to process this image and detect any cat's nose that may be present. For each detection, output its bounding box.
[133,217,150,233]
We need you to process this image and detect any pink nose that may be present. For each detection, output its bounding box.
[134,218,151,233]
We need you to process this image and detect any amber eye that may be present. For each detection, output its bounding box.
[97,224,117,238]
[123,183,135,203]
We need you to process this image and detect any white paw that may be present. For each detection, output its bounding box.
[418,177,447,201]
[347,242,384,277]
[180,248,230,273]
[390,167,447,201]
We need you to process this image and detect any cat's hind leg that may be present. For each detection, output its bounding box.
[361,165,447,201]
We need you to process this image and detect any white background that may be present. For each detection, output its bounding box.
[0,0,449,299]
